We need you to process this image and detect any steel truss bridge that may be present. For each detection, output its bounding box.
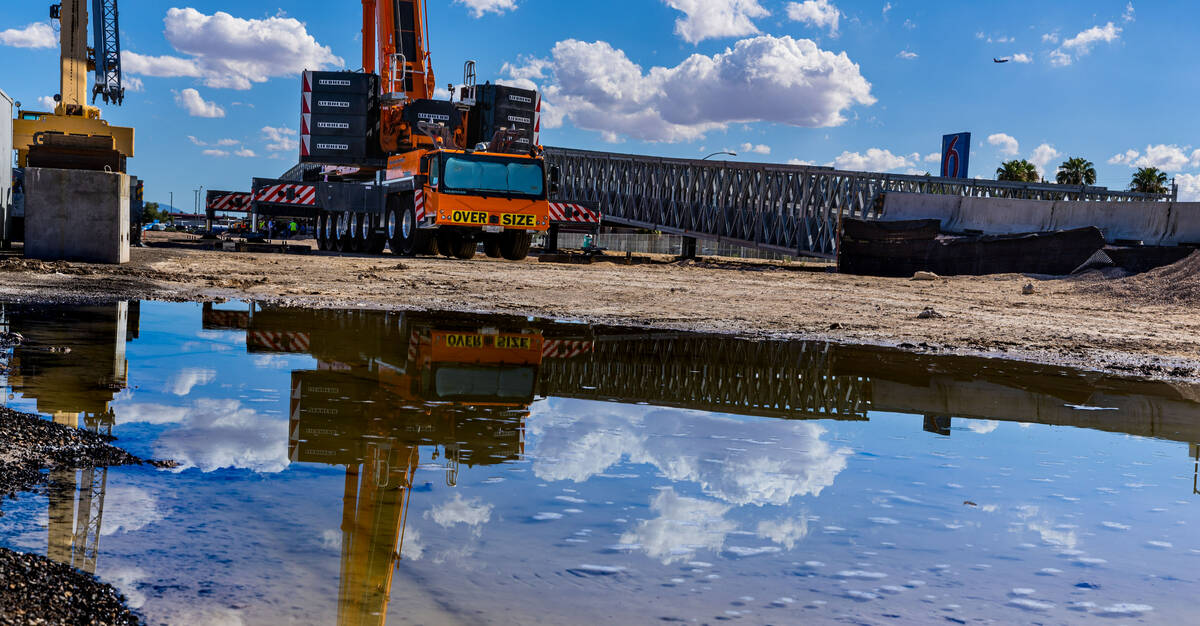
[537,333,870,421]
[544,147,1174,259]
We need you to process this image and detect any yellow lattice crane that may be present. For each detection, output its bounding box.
[12,0,134,172]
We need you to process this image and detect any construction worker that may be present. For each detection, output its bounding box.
[288,221,298,240]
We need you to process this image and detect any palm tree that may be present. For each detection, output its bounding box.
[996,159,1040,183]
[1129,167,1169,194]
[1055,157,1096,186]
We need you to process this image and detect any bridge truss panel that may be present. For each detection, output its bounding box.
[545,147,1174,258]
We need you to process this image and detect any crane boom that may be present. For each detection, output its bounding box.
[373,0,435,102]
[90,0,125,105]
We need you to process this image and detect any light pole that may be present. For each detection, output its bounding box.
[702,151,737,161]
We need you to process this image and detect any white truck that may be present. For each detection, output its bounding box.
[1,88,14,249]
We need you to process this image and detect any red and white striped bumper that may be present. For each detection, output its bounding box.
[542,339,594,359]
[254,183,318,206]
[548,203,601,224]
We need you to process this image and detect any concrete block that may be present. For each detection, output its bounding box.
[881,192,961,227]
[24,167,130,264]
[1050,201,1171,245]
[950,197,1055,234]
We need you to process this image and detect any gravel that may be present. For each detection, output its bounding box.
[0,548,141,625]
[0,407,145,623]
[0,407,143,500]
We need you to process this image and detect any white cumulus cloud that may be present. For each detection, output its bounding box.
[502,35,874,142]
[787,0,841,36]
[1123,2,1135,23]
[1174,173,1200,201]
[124,8,343,90]
[454,0,518,18]
[175,88,225,118]
[1108,144,1197,172]
[897,50,918,60]
[0,22,57,48]
[1011,53,1032,63]
[831,148,913,172]
[1050,22,1121,66]
[1029,143,1061,178]
[987,133,1020,156]
[37,95,57,110]
[664,0,770,44]
[739,142,771,154]
[202,149,230,157]
[262,126,299,152]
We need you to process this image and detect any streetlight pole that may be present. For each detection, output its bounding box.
[702,151,737,161]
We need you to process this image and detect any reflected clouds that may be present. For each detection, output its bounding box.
[618,488,735,564]
[167,368,217,395]
[151,398,290,473]
[426,493,493,530]
[529,400,853,506]
[100,484,164,536]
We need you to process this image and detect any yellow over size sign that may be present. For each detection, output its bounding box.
[450,210,489,225]
[445,334,484,348]
[446,211,536,227]
[495,336,533,350]
[501,213,536,227]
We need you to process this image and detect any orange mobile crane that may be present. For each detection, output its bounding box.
[298,0,559,260]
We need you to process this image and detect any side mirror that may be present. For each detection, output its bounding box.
[549,165,561,196]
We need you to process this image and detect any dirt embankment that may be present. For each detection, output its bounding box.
[2,241,1199,381]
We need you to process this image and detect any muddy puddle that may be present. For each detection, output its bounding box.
[0,300,1197,624]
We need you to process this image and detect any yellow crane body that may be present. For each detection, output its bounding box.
[12,0,133,170]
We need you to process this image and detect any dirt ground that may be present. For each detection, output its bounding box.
[2,234,1199,381]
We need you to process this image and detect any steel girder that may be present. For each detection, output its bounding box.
[544,147,1174,258]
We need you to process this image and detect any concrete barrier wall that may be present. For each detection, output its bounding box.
[1050,201,1172,245]
[881,192,960,227]
[882,192,1200,246]
[951,197,1055,234]
[1165,203,1200,246]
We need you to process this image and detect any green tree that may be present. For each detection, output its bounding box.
[996,159,1040,183]
[1129,167,1169,194]
[1055,157,1097,186]
[141,201,163,223]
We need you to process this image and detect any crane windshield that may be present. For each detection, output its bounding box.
[440,153,545,199]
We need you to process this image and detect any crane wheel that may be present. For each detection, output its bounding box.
[322,212,336,250]
[437,231,455,257]
[483,235,502,258]
[315,214,328,250]
[386,195,419,256]
[452,236,478,260]
[349,213,366,253]
[334,212,350,252]
[499,230,533,261]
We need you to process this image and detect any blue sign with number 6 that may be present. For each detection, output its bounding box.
[941,132,971,178]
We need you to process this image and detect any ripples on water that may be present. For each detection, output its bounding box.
[0,300,1196,624]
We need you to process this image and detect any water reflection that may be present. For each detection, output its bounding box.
[1,300,1199,623]
[234,306,541,625]
[0,302,139,575]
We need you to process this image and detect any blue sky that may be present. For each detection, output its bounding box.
[3,0,1198,206]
